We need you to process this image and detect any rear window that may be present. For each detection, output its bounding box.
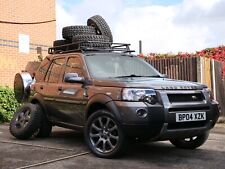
[35,57,51,82]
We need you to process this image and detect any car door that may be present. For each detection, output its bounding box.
[56,56,87,126]
[37,57,68,123]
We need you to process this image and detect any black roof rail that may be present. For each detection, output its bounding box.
[48,41,135,54]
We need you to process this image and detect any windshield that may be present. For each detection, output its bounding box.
[85,53,161,79]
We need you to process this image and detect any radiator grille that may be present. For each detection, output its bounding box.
[167,93,204,103]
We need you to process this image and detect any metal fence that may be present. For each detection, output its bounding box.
[146,57,198,82]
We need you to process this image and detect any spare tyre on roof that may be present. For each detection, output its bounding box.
[72,34,111,48]
[62,25,96,40]
[87,15,113,42]
[53,39,71,51]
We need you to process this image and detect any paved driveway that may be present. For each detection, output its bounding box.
[0,124,225,169]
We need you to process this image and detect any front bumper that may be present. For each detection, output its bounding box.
[113,96,219,140]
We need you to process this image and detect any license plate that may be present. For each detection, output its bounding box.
[176,112,206,122]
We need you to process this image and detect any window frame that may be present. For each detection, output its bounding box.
[62,56,86,83]
[44,57,66,83]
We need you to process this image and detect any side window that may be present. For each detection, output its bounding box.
[45,58,65,83]
[35,58,51,82]
[64,57,84,77]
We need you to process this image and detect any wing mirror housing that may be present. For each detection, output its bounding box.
[64,73,85,83]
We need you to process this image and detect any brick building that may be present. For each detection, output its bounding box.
[0,0,56,87]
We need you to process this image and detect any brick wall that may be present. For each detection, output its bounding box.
[0,0,56,87]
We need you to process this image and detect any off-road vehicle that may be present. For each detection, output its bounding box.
[10,16,219,158]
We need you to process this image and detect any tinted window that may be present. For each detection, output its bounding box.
[45,58,65,83]
[64,57,84,77]
[35,58,51,82]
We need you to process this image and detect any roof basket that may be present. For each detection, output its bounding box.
[48,41,135,54]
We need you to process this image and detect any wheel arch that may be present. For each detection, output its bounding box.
[85,94,121,122]
[29,93,48,116]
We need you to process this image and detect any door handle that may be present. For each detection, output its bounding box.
[58,87,62,91]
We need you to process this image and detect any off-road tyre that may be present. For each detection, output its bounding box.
[36,107,52,138]
[84,109,125,158]
[72,34,111,48]
[62,26,96,40]
[87,15,113,42]
[9,103,42,140]
[53,39,71,51]
[169,132,209,149]
[53,39,70,46]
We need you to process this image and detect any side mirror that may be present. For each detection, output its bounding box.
[64,73,85,83]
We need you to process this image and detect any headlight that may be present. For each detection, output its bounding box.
[203,88,214,100]
[122,88,157,104]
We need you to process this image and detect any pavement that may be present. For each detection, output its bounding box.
[0,123,225,169]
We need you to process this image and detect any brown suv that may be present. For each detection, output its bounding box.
[10,43,219,158]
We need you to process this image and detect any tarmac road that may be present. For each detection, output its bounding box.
[0,123,225,169]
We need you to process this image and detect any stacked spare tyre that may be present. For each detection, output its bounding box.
[53,15,113,51]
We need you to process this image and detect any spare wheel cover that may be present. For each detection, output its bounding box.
[14,72,33,102]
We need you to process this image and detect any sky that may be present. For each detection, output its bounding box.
[56,0,225,54]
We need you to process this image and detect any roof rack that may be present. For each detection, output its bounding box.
[48,41,135,54]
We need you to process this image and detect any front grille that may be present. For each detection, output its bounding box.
[167,121,207,130]
[167,93,204,103]
[169,106,209,112]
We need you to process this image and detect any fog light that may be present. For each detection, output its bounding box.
[136,109,148,118]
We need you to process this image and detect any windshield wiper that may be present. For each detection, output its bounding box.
[114,74,162,78]
[114,74,142,78]
[145,75,162,78]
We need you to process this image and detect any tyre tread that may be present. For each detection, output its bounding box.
[87,15,113,42]
[62,26,96,40]
[36,106,52,138]
[72,35,110,48]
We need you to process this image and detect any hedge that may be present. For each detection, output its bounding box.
[0,86,20,123]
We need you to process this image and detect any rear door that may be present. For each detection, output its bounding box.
[37,57,67,123]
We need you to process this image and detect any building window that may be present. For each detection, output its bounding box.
[19,34,30,54]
